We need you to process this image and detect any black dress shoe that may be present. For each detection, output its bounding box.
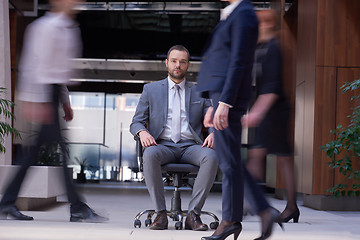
[0,205,34,220]
[201,222,242,240]
[70,203,109,223]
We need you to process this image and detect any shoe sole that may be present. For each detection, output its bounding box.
[0,213,33,221]
[185,224,209,231]
[149,226,168,230]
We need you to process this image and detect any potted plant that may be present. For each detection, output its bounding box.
[36,142,62,166]
[74,157,88,183]
[322,77,360,197]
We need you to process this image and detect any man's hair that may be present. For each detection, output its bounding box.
[167,45,190,60]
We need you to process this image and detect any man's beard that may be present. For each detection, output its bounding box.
[169,69,186,80]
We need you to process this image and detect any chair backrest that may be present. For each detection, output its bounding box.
[135,136,144,171]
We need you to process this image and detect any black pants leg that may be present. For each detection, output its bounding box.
[0,85,82,207]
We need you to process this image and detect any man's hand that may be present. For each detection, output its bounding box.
[63,102,74,122]
[202,132,215,149]
[213,102,229,130]
[139,130,157,147]
[203,107,214,128]
[22,101,54,124]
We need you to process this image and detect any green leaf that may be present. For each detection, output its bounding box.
[0,88,21,153]
[334,190,341,197]
[321,78,360,194]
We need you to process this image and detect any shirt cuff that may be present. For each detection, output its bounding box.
[218,101,233,108]
[136,129,147,136]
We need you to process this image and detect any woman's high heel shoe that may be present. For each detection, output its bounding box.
[254,207,284,240]
[201,222,242,240]
[281,208,300,223]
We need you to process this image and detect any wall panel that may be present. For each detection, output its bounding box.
[294,82,305,192]
[0,1,13,165]
[317,0,360,67]
[296,0,317,86]
[313,67,337,195]
[282,0,360,196]
[295,0,318,194]
[345,1,360,66]
[316,0,347,67]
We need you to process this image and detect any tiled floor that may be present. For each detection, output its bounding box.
[0,182,359,240]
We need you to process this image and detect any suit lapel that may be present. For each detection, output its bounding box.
[185,81,191,120]
[161,79,169,124]
[185,81,202,143]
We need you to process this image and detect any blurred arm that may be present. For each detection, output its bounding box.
[241,93,278,128]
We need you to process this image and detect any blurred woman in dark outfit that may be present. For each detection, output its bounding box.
[242,10,300,223]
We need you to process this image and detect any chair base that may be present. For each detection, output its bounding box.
[132,155,219,230]
[134,209,219,230]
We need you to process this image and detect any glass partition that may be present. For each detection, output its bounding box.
[64,92,141,182]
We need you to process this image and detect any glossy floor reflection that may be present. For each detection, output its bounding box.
[0,182,359,240]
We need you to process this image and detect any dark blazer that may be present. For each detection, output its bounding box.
[130,78,213,144]
[196,0,258,109]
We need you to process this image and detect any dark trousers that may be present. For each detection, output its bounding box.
[210,92,270,222]
[0,85,82,207]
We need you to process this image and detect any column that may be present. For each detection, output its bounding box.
[0,1,13,165]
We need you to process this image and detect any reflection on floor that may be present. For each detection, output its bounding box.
[0,182,359,240]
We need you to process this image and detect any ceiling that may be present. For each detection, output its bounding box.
[10,1,297,93]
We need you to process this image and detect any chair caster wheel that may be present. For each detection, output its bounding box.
[175,221,183,230]
[210,221,219,230]
[134,219,141,228]
[145,218,152,227]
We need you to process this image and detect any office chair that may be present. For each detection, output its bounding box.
[133,136,219,230]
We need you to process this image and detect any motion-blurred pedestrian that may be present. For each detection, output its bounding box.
[0,0,108,223]
[242,9,299,223]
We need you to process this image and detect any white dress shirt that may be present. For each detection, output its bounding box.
[220,0,243,21]
[17,12,82,104]
[159,78,195,142]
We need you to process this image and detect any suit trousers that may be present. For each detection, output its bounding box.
[0,85,82,207]
[210,92,271,221]
[142,139,218,215]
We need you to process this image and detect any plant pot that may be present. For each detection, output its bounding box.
[0,166,69,210]
[303,194,360,211]
[77,172,86,183]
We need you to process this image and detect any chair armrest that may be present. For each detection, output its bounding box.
[134,135,144,172]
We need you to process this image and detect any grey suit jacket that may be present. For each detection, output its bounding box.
[130,78,213,144]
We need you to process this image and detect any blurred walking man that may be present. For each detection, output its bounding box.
[0,0,108,223]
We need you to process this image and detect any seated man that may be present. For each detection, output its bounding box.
[130,45,218,231]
